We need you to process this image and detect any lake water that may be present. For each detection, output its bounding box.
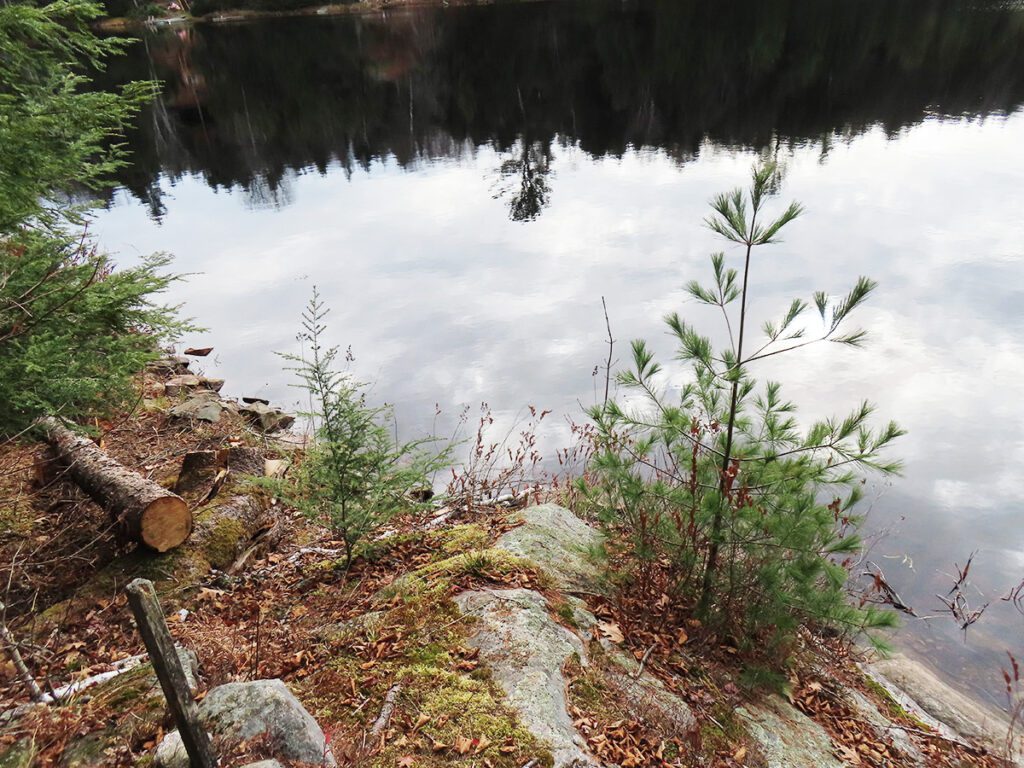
[91,0,1024,707]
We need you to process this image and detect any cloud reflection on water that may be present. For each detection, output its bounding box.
[92,113,1024,705]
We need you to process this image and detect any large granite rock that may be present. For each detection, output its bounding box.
[155,679,335,768]
[495,504,604,592]
[866,654,1012,758]
[454,588,598,768]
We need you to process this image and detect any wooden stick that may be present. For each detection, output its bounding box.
[0,601,44,703]
[370,684,402,738]
[631,644,656,680]
[126,579,216,768]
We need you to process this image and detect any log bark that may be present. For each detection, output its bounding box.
[173,450,221,503]
[36,417,192,552]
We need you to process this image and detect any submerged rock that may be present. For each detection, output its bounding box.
[454,588,598,768]
[155,679,335,768]
[495,503,604,592]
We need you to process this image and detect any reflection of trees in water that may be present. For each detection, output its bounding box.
[244,171,295,210]
[96,0,1024,220]
[493,140,553,222]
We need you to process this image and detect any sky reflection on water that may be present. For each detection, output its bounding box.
[89,2,1024,705]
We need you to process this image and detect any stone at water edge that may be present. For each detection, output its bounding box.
[240,762,283,768]
[454,588,599,768]
[866,653,1015,760]
[494,503,604,592]
[154,679,335,768]
[169,393,224,424]
[165,375,225,397]
[238,402,295,433]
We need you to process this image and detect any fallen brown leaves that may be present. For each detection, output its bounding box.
[571,708,683,768]
[793,668,1007,768]
[792,676,902,767]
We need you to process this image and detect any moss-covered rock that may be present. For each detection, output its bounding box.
[454,588,596,768]
[495,504,604,593]
[376,547,539,601]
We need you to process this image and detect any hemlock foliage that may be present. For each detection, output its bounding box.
[279,291,450,570]
[0,0,185,435]
[583,163,902,665]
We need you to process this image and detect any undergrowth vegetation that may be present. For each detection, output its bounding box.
[276,289,450,569]
[581,163,903,672]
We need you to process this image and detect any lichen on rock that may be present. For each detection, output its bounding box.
[454,588,598,768]
[739,696,844,768]
[494,503,604,593]
[155,679,335,768]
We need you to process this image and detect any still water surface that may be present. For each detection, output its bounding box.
[92,0,1024,705]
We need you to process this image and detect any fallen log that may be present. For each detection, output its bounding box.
[36,417,192,552]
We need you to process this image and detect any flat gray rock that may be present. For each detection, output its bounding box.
[155,679,335,767]
[169,393,223,423]
[865,654,1013,759]
[739,695,844,768]
[454,588,598,768]
[495,503,604,592]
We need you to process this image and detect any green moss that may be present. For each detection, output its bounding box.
[431,524,491,557]
[300,553,551,768]
[376,548,537,603]
[0,499,34,538]
[0,740,36,768]
[564,656,621,723]
[421,548,537,580]
[142,396,169,412]
[698,702,746,757]
[60,733,110,768]
[198,515,245,569]
[861,673,930,729]
[554,600,579,629]
[353,523,491,567]
[391,665,551,764]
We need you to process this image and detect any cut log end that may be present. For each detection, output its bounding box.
[140,497,192,552]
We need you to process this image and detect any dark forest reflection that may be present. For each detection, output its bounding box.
[102,0,1024,220]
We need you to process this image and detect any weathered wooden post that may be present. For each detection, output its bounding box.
[126,578,217,768]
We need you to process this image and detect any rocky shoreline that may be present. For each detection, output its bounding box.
[94,0,548,33]
[0,355,1018,767]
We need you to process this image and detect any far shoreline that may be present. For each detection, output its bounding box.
[94,0,550,32]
